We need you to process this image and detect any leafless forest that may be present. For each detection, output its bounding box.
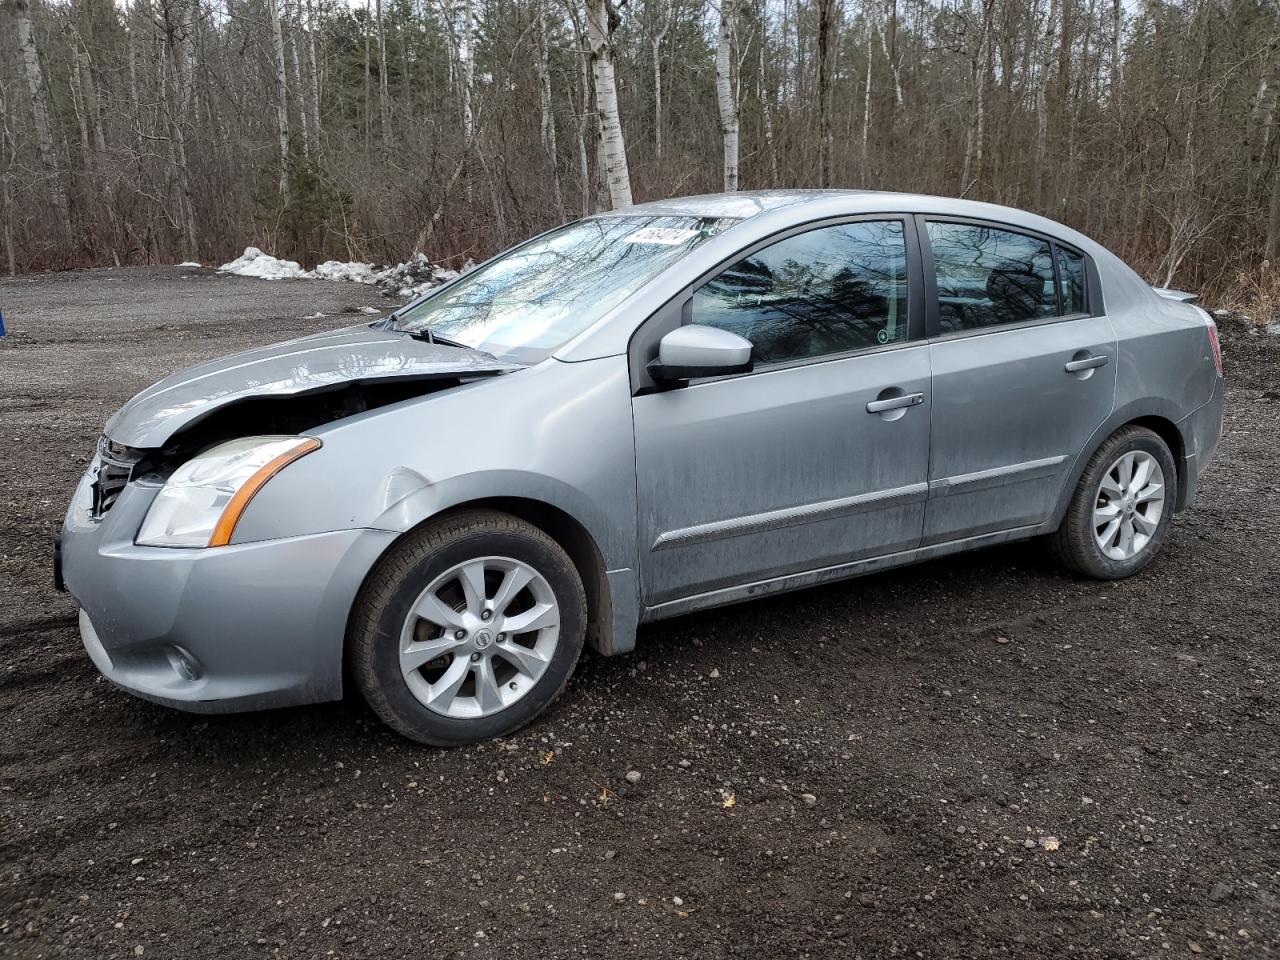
[2,0,1279,310]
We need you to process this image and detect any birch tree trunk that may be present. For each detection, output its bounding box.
[875,2,903,106]
[961,0,993,195]
[757,0,778,186]
[12,0,69,229]
[586,0,633,209]
[306,0,322,149]
[651,34,665,162]
[362,0,371,156]
[165,0,199,257]
[861,16,873,174]
[650,0,671,163]
[577,36,592,217]
[375,0,391,144]
[269,0,292,200]
[536,3,564,214]
[289,10,311,160]
[1109,0,1121,97]
[715,0,739,191]
[460,0,476,146]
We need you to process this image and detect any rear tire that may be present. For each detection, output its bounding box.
[1050,426,1178,580]
[349,510,587,746]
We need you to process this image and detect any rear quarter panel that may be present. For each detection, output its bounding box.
[1050,251,1219,520]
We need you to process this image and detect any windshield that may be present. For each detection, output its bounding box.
[392,215,736,363]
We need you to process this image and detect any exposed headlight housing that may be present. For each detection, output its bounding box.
[136,436,321,548]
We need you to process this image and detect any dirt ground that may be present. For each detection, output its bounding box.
[1,266,1277,959]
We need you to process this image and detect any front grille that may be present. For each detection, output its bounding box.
[91,436,143,517]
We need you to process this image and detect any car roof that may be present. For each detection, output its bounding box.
[597,190,873,220]
[600,190,1085,243]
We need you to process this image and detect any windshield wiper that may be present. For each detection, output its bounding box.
[404,327,468,349]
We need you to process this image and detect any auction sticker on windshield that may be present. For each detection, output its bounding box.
[622,227,703,245]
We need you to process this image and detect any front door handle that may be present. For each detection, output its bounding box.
[1064,354,1108,373]
[866,392,925,414]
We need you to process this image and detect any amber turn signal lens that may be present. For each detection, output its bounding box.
[208,437,322,547]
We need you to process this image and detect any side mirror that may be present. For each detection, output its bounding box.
[647,325,754,382]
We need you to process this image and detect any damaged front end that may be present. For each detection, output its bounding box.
[89,375,490,515]
[87,325,518,510]
[57,325,515,707]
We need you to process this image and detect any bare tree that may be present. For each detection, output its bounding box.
[536,1,565,213]
[716,0,739,190]
[376,0,392,144]
[0,81,17,276]
[305,0,322,150]
[11,0,68,230]
[816,0,835,187]
[161,0,199,257]
[269,0,292,200]
[460,0,476,145]
[586,0,632,208]
[648,0,673,163]
[0,0,1276,310]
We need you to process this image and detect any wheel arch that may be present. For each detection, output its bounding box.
[1052,405,1191,528]
[348,496,621,659]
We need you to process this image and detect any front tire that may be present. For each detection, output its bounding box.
[349,510,587,746]
[1051,426,1178,579]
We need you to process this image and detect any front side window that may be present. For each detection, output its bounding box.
[927,222,1057,333]
[393,215,735,363]
[690,220,910,365]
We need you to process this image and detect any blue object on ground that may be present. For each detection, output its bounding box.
[0,307,6,336]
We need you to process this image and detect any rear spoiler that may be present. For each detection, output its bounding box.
[1152,287,1199,304]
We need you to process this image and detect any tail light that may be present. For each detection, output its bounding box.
[1202,311,1224,377]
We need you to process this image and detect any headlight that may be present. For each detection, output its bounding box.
[137,436,321,548]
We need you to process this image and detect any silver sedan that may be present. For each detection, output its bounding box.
[58,191,1225,745]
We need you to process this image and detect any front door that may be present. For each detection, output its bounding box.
[631,218,933,607]
[921,219,1118,544]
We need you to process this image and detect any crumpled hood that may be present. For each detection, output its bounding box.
[104,324,518,448]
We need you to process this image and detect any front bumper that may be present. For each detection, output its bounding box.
[61,468,397,713]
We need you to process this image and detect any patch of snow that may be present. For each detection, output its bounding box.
[312,259,379,284]
[218,247,466,300]
[358,305,381,315]
[177,261,202,268]
[301,311,326,320]
[219,247,309,281]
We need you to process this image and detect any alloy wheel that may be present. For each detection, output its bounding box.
[1093,450,1166,561]
[399,556,560,719]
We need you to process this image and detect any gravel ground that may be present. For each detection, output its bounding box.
[1,267,1277,959]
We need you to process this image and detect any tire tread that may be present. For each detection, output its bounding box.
[348,510,587,746]
[1050,425,1175,579]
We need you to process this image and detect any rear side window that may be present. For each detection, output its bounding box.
[691,219,909,365]
[1057,246,1087,315]
[927,222,1056,333]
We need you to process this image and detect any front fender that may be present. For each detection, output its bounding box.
[231,355,640,573]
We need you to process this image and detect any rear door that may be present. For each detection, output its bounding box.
[631,218,932,607]
[921,218,1116,544]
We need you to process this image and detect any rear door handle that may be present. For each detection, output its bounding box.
[866,392,925,414]
[1064,354,1108,372]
